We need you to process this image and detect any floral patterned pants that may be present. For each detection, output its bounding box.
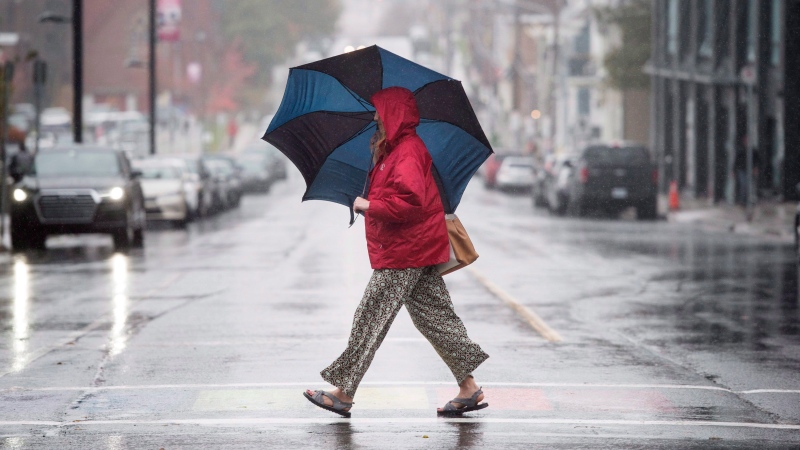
[321,266,489,398]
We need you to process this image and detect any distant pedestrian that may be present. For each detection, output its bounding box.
[8,140,33,183]
[304,87,489,418]
[734,136,760,206]
[226,117,238,150]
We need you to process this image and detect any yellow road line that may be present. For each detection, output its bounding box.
[467,267,563,343]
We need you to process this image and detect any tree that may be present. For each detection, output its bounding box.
[221,0,341,87]
[206,42,256,114]
[594,0,651,91]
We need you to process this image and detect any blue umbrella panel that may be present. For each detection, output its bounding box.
[263,45,493,214]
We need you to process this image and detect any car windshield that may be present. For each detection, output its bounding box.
[136,165,181,179]
[583,146,650,165]
[243,143,277,156]
[207,160,232,175]
[34,151,120,177]
[238,157,264,172]
[174,157,199,174]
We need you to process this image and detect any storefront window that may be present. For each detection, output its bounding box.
[578,88,590,116]
[746,0,757,62]
[771,0,781,66]
[667,0,678,55]
[699,0,714,57]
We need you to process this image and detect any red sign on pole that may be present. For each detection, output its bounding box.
[157,0,181,42]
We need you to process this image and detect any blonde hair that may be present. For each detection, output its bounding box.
[370,121,387,164]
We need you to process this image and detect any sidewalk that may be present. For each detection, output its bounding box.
[664,196,795,243]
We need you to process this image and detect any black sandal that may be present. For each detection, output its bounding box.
[303,390,353,418]
[437,387,489,416]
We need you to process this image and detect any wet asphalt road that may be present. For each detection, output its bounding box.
[0,173,798,449]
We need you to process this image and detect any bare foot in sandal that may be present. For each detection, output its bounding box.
[305,387,353,407]
[304,387,354,417]
[437,375,487,415]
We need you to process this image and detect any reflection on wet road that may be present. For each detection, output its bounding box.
[109,254,128,357]
[12,259,29,373]
[0,178,797,448]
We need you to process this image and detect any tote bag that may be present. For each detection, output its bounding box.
[436,214,479,275]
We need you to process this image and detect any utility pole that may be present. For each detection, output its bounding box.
[33,60,47,153]
[0,62,13,248]
[148,0,157,155]
[72,0,82,143]
[549,0,562,151]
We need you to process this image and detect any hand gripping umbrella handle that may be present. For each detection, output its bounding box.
[349,156,374,227]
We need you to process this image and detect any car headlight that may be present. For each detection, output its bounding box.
[100,187,125,201]
[13,189,27,202]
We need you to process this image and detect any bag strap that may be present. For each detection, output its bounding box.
[431,164,453,214]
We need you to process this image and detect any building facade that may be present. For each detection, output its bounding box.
[648,0,800,202]
[462,0,649,155]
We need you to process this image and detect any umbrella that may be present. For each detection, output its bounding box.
[262,45,493,219]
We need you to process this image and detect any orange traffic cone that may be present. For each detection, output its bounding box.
[668,180,680,211]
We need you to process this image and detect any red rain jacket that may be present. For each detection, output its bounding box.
[365,87,450,270]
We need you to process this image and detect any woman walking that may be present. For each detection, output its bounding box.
[304,87,489,418]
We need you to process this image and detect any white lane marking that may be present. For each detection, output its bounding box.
[0,418,798,431]
[2,381,795,395]
[467,267,563,342]
[738,389,800,395]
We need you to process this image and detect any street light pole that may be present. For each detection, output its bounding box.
[149,0,156,155]
[72,0,82,143]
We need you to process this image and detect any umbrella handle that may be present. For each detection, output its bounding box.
[350,159,373,227]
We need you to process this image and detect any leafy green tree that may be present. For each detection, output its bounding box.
[594,0,651,91]
[221,0,341,87]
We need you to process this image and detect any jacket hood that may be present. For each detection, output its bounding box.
[371,87,420,149]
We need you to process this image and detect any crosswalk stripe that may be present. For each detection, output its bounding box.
[5,381,781,394]
[0,418,798,430]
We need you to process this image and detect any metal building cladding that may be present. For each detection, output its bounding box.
[647,0,800,202]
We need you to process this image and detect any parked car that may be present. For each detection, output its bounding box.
[532,154,555,207]
[237,153,272,193]
[481,153,510,189]
[495,156,535,192]
[173,154,214,218]
[132,158,191,227]
[566,142,658,219]
[792,184,800,260]
[242,142,287,182]
[202,155,243,209]
[10,145,146,250]
[543,155,574,215]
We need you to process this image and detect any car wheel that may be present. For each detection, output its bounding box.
[10,221,31,251]
[637,198,658,221]
[173,216,188,229]
[794,214,800,259]
[113,215,134,250]
[113,228,131,250]
[11,217,45,251]
[199,199,210,218]
[11,229,45,251]
[132,228,145,248]
[533,189,547,207]
[183,202,195,223]
[554,194,568,216]
[568,198,585,217]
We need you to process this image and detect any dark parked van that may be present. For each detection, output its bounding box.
[567,142,658,220]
